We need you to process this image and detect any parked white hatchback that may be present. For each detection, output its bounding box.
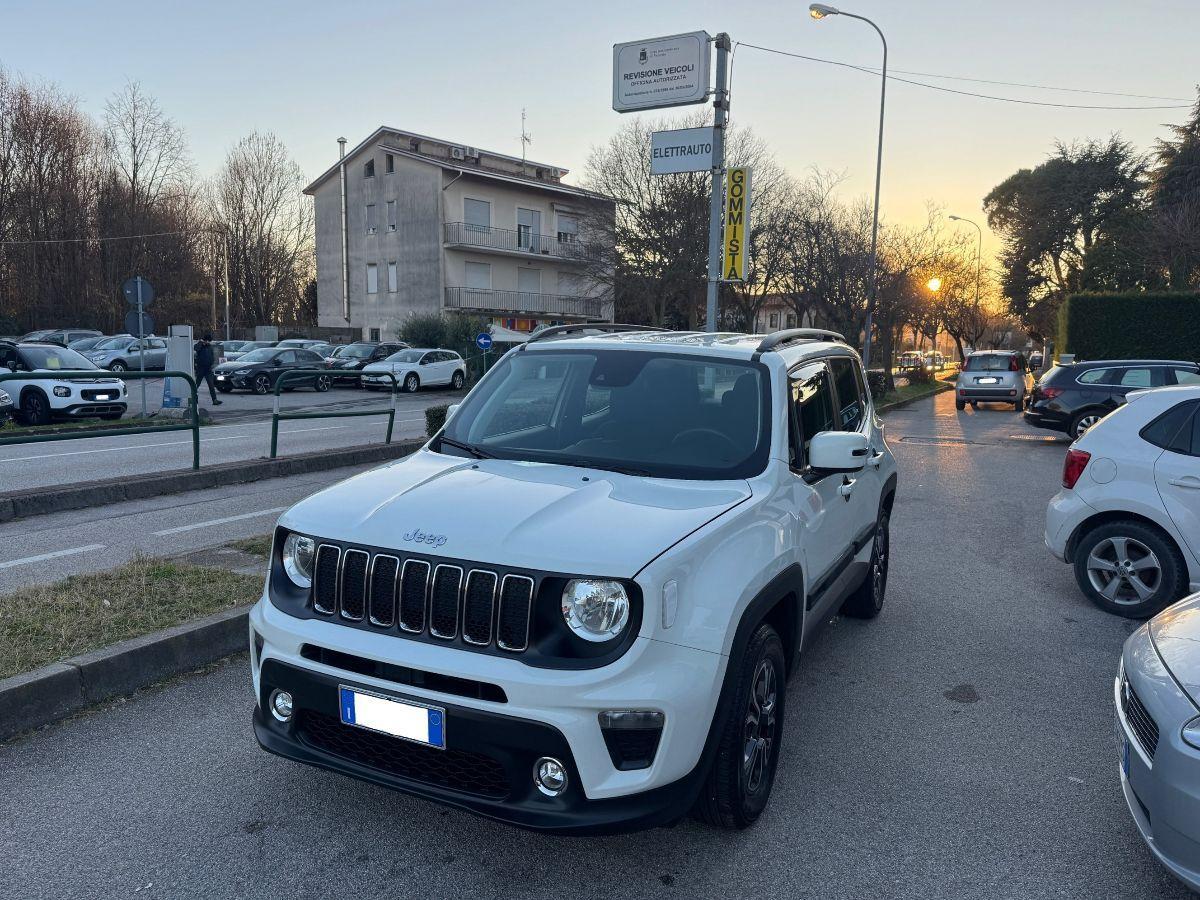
[1045,384,1200,618]
[361,348,466,393]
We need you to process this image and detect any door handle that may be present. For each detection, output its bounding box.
[1168,477,1200,490]
[839,477,856,499]
[867,450,884,469]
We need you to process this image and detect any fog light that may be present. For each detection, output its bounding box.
[53,386,70,397]
[269,689,294,722]
[533,757,568,796]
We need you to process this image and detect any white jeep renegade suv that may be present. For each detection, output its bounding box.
[250,325,898,833]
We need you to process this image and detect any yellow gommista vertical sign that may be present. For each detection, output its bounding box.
[722,167,752,282]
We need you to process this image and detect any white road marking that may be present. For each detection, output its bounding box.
[0,544,106,570]
[152,507,291,536]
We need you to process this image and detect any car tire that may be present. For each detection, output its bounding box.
[252,374,272,395]
[18,389,51,426]
[955,399,965,411]
[451,370,465,391]
[841,511,890,619]
[1069,410,1103,441]
[1073,520,1187,618]
[693,622,786,830]
[1013,400,1022,411]
[314,374,331,392]
[109,361,127,373]
[403,373,420,393]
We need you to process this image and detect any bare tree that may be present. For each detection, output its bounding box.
[210,131,313,327]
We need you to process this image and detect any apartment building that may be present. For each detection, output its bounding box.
[304,127,615,340]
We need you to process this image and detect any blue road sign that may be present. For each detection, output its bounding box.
[476,332,493,351]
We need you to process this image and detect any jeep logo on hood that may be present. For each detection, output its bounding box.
[403,528,447,548]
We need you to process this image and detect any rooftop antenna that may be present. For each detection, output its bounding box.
[519,108,531,163]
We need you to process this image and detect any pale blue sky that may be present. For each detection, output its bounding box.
[3,0,1197,255]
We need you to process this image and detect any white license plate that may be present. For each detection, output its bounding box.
[339,686,445,749]
[94,394,113,400]
[978,377,1000,384]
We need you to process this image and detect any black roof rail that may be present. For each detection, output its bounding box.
[521,323,662,348]
[754,328,847,356]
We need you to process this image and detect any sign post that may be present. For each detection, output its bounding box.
[476,331,493,374]
[704,34,731,331]
[122,276,155,417]
[722,167,752,282]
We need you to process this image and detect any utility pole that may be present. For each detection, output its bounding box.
[223,232,231,341]
[705,33,731,333]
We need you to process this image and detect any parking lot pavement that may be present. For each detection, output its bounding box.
[0,390,1189,900]
[0,389,452,492]
[0,462,385,594]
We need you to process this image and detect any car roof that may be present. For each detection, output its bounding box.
[519,328,852,365]
[1061,359,1197,367]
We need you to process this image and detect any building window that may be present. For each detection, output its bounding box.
[464,261,491,290]
[387,261,398,293]
[369,327,381,341]
[385,153,394,174]
[557,272,583,297]
[386,200,397,231]
[517,207,541,252]
[364,159,375,178]
[366,263,378,294]
[464,198,490,233]
[787,313,797,329]
[518,268,541,295]
[769,313,779,329]
[365,204,377,234]
[556,213,578,243]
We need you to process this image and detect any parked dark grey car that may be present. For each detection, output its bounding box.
[83,336,168,372]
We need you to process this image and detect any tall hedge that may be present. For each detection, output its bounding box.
[1058,293,1200,362]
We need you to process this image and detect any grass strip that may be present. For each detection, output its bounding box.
[0,556,261,680]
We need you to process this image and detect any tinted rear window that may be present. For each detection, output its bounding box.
[965,354,1012,372]
[1141,401,1197,454]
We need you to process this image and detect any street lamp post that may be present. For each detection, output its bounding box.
[949,214,983,353]
[809,3,887,370]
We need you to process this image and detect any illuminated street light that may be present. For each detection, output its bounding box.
[949,214,983,314]
[809,3,887,370]
[927,277,942,292]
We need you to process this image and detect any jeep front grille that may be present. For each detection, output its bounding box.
[312,543,534,653]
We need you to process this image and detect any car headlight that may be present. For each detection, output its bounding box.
[561,579,630,642]
[282,533,316,588]
[234,368,251,375]
[1184,716,1200,751]
[53,386,70,397]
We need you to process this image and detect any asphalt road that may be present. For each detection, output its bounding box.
[0,388,453,491]
[0,390,1190,899]
[0,462,382,594]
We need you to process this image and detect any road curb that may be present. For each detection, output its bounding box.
[0,438,425,523]
[877,382,954,414]
[0,604,253,742]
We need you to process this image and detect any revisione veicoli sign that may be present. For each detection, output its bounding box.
[613,31,711,113]
[650,127,715,175]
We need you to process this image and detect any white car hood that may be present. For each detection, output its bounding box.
[1150,592,1200,704]
[279,449,752,577]
[361,362,399,373]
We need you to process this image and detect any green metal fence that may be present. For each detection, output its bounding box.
[269,368,397,459]
[0,370,201,469]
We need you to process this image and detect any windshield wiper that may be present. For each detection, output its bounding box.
[572,459,653,477]
[437,436,493,459]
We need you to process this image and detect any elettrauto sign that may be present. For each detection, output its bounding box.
[651,127,715,175]
[613,31,711,113]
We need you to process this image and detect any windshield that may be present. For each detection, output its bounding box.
[237,349,279,364]
[18,346,98,371]
[385,350,424,364]
[340,344,377,359]
[93,337,135,351]
[439,349,770,480]
[965,354,1013,372]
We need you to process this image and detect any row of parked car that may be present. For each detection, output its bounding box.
[0,331,470,424]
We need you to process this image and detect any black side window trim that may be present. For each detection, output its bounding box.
[787,354,853,479]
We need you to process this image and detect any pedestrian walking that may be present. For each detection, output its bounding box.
[194,333,222,406]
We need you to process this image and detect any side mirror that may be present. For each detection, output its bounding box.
[446,403,460,420]
[808,431,869,473]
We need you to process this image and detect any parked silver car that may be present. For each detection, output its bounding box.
[83,335,168,372]
[1117,591,1200,892]
[955,350,1030,411]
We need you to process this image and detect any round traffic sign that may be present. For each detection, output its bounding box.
[122,276,155,308]
[476,332,493,351]
[124,309,155,337]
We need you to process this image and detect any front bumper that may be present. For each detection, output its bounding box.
[1117,627,1200,893]
[60,401,127,418]
[248,598,726,833]
[214,373,252,389]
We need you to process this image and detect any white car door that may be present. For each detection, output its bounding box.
[431,352,452,386]
[1153,401,1200,566]
[829,355,882,544]
[789,360,858,618]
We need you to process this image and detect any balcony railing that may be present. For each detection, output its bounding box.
[443,222,598,262]
[444,287,606,319]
